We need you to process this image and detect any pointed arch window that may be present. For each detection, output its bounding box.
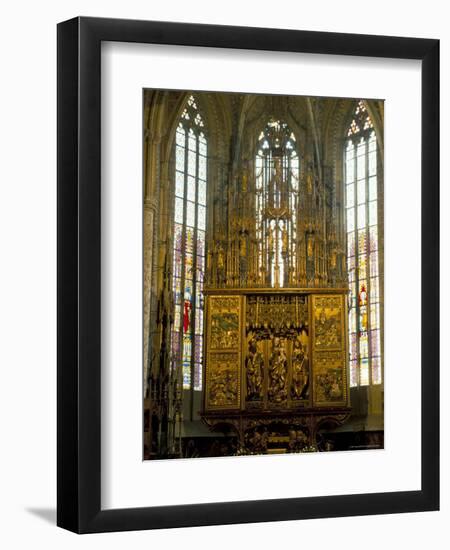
[171,96,207,390]
[345,101,381,387]
[255,119,300,287]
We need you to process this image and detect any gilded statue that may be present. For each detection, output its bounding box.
[291,338,309,400]
[239,232,247,257]
[268,229,274,258]
[216,242,225,284]
[242,171,248,192]
[268,337,288,403]
[330,248,337,269]
[306,170,313,194]
[281,224,288,254]
[246,337,264,401]
[307,233,314,257]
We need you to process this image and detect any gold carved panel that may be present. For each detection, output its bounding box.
[205,296,241,410]
[312,351,347,405]
[311,294,348,407]
[246,295,308,331]
[209,296,240,351]
[206,352,240,409]
[312,295,343,350]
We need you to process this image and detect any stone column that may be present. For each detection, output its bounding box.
[143,130,161,397]
[143,197,157,397]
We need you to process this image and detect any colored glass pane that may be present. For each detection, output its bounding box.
[188,150,196,176]
[370,251,378,277]
[370,329,380,357]
[175,197,184,223]
[347,208,355,232]
[369,201,377,226]
[357,204,366,229]
[372,357,382,384]
[186,201,195,227]
[369,150,377,176]
[346,158,354,183]
[360,358,369,386]
[198,179,206,206]
[357,179,366,205]
[187,175,196,202]
[198,204,206,231]
[346,183,354,208]
[370,303,379,328]
[369,176,377,200]
[370,277,379,302]
[347,232,356,256]
[199,155,207,182]
[176,146,185,171]
[185,228,194,254]
[175,171,184,198]
[358,230,366,256]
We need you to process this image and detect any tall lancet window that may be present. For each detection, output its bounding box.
[255,119,299,288]
[171,96,207,390]
[345,101,381,387]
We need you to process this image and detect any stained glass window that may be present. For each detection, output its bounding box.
[345,101,382,387]
[171,96,207,390]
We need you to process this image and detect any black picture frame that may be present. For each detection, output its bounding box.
[57,16,440,533]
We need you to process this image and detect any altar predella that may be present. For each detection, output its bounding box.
[143,91,384,459]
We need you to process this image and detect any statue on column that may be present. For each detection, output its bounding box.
[239,231,248,283]
[216,242,226,286]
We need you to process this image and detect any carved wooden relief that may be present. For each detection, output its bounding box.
[246,294,307,332]
[206,352,240,408]
[205,296,241,410]
[312,295,343,350]
[311,294,348,407]
[312,350,347,405]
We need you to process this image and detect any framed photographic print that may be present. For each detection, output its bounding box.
[57,17,439,533]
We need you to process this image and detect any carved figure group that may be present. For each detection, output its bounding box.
[209,367,237,406]
[315,369,343,402]
[315,308,341,348]
[210,313,239,349]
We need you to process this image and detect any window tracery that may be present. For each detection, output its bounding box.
[171,95,207,390]
[345,101,381,386]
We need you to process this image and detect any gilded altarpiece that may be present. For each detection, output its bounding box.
[203,291,350,452]
[199,112,352,452]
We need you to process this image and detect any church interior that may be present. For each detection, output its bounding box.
[143,91,384,459]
